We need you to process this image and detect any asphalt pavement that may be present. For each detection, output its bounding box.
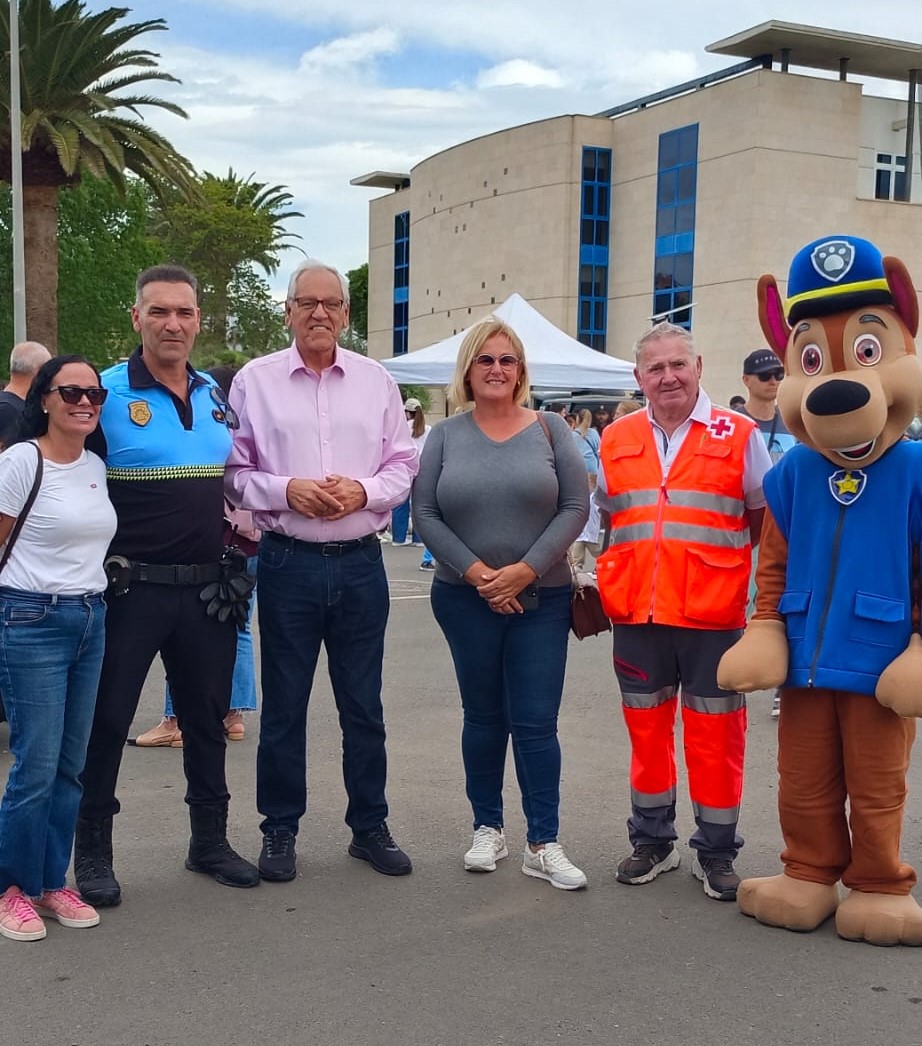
[3,543,922,1046]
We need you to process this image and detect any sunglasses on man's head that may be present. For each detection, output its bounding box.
[756,370,785,382]
[49,385,108,406]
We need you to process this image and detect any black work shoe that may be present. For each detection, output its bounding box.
[259,829,297,882]
[74,818,122,907]
[616,842,681,885]
[348,822,412,876]
[691,856,740,901]
[185,804,260,888]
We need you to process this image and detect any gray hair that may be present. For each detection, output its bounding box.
[633,321,696,362]
[9,341,52,376]
[286,259,350,305]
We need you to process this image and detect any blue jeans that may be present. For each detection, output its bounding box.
[391,497,412,543]
[0,589,106,897]
[164,556,258,715]
[430,580,572,844]
[256,534,390,834]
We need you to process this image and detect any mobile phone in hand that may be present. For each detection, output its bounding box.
[518,584,540,611]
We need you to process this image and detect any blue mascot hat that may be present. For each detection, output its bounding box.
[785,234,892,324]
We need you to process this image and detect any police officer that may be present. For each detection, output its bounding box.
[75,265,258,905]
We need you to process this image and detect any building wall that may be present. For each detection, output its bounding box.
[365,67,922,407]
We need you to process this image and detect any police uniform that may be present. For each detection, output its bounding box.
[78,348,237,846]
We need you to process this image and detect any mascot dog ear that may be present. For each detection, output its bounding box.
[758,257,919,357]
[884,257,919,337]
[758,275,789,357]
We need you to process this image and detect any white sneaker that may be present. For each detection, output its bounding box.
[521,842,588,890]
[463,826,508,872]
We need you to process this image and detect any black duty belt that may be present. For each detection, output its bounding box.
[264,531,379,557]
[129,561,224,585]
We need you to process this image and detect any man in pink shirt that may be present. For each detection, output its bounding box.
[226,259,418,881]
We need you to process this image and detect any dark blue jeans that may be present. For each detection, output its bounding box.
[256,534,390,834]
[430,580,572,844]
[0,589,106,897]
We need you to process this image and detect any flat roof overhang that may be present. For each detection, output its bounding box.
[350,171,411,190]
[707,20,922,82]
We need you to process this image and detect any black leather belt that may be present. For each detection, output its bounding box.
[264,531,379,557]
[129,561,223,585]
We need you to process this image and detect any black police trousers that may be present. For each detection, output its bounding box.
[79,581,237,822]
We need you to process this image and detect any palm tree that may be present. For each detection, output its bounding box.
[0,0,195,349]
[152,169,304,346]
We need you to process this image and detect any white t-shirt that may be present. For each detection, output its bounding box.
[411,424,431,456]
[0,442,117,594]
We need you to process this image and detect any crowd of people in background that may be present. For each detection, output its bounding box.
[0,253,822,943]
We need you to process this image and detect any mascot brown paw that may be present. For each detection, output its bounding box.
[737,874,839,931]
[717,619,789,693]
[875,634,922,718]
[835,891,922,946]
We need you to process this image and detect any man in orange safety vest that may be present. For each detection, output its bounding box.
[595,322,773,902]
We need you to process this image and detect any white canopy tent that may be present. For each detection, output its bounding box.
[381,293,638,391]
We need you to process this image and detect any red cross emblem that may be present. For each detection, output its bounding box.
[706,415,735,440]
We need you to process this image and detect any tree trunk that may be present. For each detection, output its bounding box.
[22,183,60,352]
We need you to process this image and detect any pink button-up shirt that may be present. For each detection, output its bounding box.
[225,344,419,541]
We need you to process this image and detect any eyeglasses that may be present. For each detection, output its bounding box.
[209,384,239,429]
[49,385,108,406]
[473,354,521,369]
[756,370,785,382]
[291,297,345,313]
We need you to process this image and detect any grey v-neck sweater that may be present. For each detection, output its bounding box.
[412,410,588,587]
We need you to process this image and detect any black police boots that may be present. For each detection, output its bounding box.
[74,816,122,907]
[185,803,260,888]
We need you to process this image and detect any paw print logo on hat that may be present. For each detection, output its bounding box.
[810,240,855,283]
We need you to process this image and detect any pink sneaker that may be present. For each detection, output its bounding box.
[34,887,100,928]
[0,886,46,942]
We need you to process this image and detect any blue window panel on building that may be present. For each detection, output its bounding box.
[653,124,698,328]
[578,146,612,351]
[393,210,410,355]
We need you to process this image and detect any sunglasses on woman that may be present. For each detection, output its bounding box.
[473,353,521,368]
[49,385,108,406]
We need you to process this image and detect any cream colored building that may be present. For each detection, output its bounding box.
[354,21,922,405]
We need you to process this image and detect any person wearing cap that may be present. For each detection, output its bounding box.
[737,350,797,464]
[736,349,796,718]
[591,404,612,435]
[594,321,773,903]
[390,399,433,571]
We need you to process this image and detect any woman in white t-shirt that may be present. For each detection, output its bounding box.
[0,355,117,944]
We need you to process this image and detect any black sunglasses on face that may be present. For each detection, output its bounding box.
[49,385,108,405]
[756,370,785,382]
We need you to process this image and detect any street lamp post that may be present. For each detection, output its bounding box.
[9,0,27,342]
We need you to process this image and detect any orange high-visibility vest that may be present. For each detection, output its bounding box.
[597,407,756,630]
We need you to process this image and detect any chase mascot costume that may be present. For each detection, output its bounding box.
[718,235,922,946]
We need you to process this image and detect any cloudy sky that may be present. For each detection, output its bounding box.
[84,1,922,288]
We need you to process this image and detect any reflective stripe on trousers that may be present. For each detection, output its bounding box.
[622,689,746,820]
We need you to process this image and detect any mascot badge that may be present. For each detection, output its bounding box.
[718,234,922,946]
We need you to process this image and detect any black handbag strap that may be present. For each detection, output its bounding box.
[0,442,44,573]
